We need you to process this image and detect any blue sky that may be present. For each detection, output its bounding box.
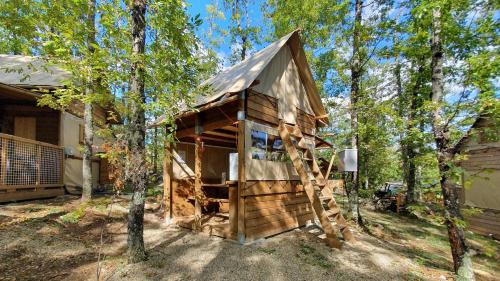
[186,0,268,65]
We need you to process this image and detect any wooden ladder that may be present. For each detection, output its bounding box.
[278,122,354,249]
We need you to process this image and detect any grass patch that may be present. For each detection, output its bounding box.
[60,197,113,224]
[298,242,332,269]
[258,247,276,255]
[405,247,452,271]
[23,205,44,213]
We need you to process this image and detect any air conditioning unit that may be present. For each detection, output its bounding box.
[337,149,358,172]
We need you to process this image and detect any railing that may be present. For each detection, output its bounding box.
[0,133,64,189]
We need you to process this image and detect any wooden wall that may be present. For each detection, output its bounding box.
[0,104,60,145]
[241,91,318,241]
[296,107,316,135]
[466,209,500,239]
[172,179,195,217]
[246,90,316,136]
[169,91,321,241]
[67,101,110,126]
[242,181,314,241]
[460,146,500,212]
[247,90,279,126]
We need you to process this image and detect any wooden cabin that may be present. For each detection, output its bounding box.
[159,30,354,248]
[0,55,115,202]
[457,113,500,239]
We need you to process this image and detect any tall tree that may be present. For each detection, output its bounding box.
[348,0,363,224]
[224,0,260,62]
[127,0,147,263]
[82,0,97,201]
[430,5,475,279]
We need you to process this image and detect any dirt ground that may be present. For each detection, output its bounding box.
[0,195,498,281]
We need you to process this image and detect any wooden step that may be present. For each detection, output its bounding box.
[297,138,308,149]
[287,125,303,138]
[319,196,332,202]
[314,179,327,187]
[326,207,341,217]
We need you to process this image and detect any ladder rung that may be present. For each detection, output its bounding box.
[319,196,331,201]
[315,180,326,187]
[326,207,341,217]
[287,125,303,138]
[297,138,308,149]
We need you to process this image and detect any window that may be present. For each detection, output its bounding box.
[251,130,267,160]
[251,129,288,162]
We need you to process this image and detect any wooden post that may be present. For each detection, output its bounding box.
[194,116,203,231]
[0,138,8,185]
[60,148,64,185]
[36,144,41,186]
[325,150,337,181]
[163,131,173,224]
[237,91,246,244]
[229,184,238,237]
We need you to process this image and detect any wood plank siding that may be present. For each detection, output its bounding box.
[247,90,279,126]
[243,181,314,241]
[467,209,500,239]
[296,107,316,135]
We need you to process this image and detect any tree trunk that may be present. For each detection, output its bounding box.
[395,50,408,181]
[153,125,158,176]
[431,7,475,280]
[81,0,97,201]
[127,0,147,264]
[405,58,424,205]
[349,0,363,225]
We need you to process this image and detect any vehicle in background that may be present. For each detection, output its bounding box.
[373,182,406,212]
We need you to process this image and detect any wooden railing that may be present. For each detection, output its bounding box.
[0,133,64,189]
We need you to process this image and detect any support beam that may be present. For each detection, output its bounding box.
[237,91,246,244]
[198,135,236,144]
[229,185,238,237]
[221,125,238,133]
[163,136,173,223]
[203,130,237,139]
[176,118,236,139]
[325,150,337,181]
[194,135,203,231]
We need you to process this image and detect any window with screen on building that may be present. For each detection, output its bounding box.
[251,129,287,162]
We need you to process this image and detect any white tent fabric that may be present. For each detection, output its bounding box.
[152,29,327,127]
[252,45,314,124]
[0,55,70,87]
[199,31,295,106]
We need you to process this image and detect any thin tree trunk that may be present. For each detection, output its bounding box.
[395,49,410,200]
[430,7,475,280]
[405,58,424,205]
[82,0,97,201]
[127,0,147,264]
[349,0,363,225]
[153,125,158,176]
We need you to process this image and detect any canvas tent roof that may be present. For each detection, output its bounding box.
[0,54,70,88]
[154,30,325,126]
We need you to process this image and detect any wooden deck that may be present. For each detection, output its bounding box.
[0,133,64,202]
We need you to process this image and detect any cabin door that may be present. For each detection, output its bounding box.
[14,117,36,140]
